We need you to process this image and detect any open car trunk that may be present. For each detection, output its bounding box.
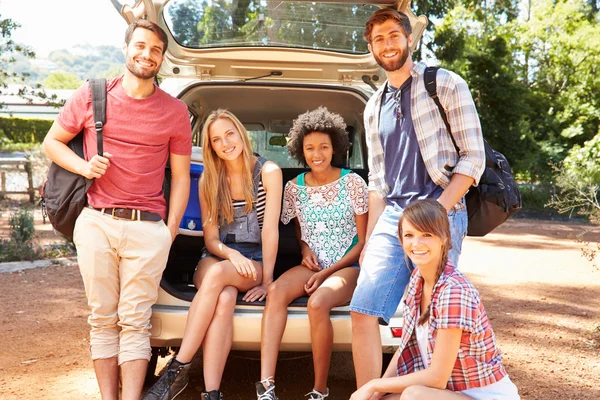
[160,82,371,304]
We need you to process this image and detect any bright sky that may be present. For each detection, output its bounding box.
[2,0,130,57]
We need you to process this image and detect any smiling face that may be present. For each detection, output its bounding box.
[368,19,412,72]
[400,219,444,271]
[123,27,164,80]
[303,131,334,172]
[208,118,245,161]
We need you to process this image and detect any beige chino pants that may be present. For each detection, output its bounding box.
[73,207,172,364]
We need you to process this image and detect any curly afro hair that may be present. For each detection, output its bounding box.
[287,107,350,167]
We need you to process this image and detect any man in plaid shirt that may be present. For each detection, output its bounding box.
[349,8,486,387]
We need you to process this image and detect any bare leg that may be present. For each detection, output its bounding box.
[176,257,263,363]
[351,312,382,388]
[202,286,238,391]
[93,357,119,400]
[308,267,359,393]
[391,385,472,400]
[260,266,314,382]
[120,359,148,400]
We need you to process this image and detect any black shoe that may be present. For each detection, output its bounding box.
[142,358,191,400]
[202,389,223,400]
[255,377,278,400]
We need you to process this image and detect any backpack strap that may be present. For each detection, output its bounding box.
[423,67,459,154]
[89,78,107,157]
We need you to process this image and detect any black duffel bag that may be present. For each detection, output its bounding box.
[424,67,522,236]
[41,78,106,239]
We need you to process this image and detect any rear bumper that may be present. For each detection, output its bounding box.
[150,288,402,352]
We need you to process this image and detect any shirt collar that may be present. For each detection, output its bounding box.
[410,61,427,78]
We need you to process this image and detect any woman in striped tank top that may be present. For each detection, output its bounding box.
[144,109,282,400]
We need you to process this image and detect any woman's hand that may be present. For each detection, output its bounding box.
[301,248,320,271]
[304,271,326,295]
[228,250,257,281]
[243,284,268,303]
[350,381,382,400]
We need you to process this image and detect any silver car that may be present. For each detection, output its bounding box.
[109,0,427,380]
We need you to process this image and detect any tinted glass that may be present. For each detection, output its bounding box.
[163,0,378,54]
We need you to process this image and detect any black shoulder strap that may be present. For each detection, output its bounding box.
[89,78,107,157]
[424,66,459,153]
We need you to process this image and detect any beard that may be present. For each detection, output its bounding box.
[125,56,160,80]
[373,47,409,72]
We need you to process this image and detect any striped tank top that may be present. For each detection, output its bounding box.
[232,157,267,228]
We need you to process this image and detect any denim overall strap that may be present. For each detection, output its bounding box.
[252,156,267,201]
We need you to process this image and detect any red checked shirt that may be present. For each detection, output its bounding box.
[396,262,507,391]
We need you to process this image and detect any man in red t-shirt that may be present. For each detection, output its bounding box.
[43,20,192,400]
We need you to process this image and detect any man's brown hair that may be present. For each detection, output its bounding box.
[363,8,412,43]
[125,19,169,54]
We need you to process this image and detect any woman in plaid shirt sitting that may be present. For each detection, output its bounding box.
[351,199,519,400]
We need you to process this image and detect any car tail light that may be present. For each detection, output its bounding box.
[390,327,403,337]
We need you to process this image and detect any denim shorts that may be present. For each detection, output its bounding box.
[348,261,360,270]
[200,242,263,263]
[349,203,468,324]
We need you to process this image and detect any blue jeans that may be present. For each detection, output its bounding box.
[349,203,468,324]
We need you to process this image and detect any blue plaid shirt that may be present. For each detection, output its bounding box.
[364,62,485,209]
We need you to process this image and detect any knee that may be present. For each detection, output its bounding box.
[307,295,331,317]
[266,281,286,304]
[350,311,378,329]
[400,385,426,400]
[200,262,228,290]
[214,286,238,317]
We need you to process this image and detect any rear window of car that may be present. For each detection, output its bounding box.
[163,0,379,54]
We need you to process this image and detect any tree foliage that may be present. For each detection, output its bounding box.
[431,0,600,181]
[43,71,82,89]
[0,12,61,108]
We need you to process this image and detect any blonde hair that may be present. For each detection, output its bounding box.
[201,109,255,225]
[398,199,452,326]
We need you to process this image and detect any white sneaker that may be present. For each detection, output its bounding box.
[255,377,278,400]
[305,388,329,399]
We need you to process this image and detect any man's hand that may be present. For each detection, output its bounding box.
[301,248,320,271]
[228,251,258,281]
[243,284,268,303]
[80,152,112,179]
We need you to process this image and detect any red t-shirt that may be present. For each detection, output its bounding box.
[57,76,192,219]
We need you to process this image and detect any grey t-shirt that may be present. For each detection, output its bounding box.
[379,78,443,209]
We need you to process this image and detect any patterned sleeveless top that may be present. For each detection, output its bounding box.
[281,169,368,269]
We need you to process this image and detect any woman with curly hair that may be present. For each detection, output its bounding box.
[255,107,368,400]
[350,199,519,400]
[144,109,282,400]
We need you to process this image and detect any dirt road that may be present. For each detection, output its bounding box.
[0,218,599,399]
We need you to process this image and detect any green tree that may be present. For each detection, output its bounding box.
[100,64,124,79]
[43,71,82,89]
[432,5,540,178]
[168,0,204,46]
[0,12,61,108]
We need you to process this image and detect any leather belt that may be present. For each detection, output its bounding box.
[90,207,162,221]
